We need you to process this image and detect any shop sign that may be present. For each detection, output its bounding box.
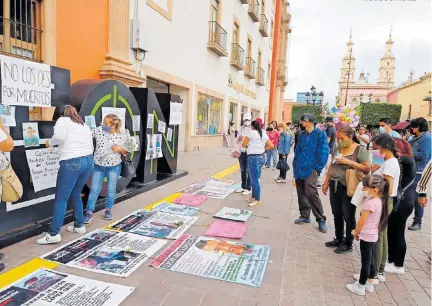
[228,74,257,99]
[0,55,52,107]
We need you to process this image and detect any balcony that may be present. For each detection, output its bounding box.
[207,21,228,57]
[240,0,248,4]
[230,43,245,70]
[259,14,268,37]
[245,57,256,79]
[256,67,265,86]
[248,0,260,22]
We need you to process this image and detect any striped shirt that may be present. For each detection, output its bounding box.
[416,160,431,196]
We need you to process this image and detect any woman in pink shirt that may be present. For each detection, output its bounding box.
[347,174,389,296]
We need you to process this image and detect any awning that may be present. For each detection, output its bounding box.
[392,121,410,130]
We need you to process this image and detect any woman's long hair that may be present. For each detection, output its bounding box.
[251,120,263,138]
[362,174,389,232]
[373,133,399,158]
[104,114,122,133]
[337,124,360,144]
[61,105,84,125]
[394,138,413,157]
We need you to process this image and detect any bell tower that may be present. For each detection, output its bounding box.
[338,28,356,101]
[378,26,395,88]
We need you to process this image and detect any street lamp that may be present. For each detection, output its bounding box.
[305,92,310,104]
[318,92,324,104]
[368,93,372,103]
[310,86,317,105]
[359,93,363,104]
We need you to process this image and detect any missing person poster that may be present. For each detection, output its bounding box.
[151,235,270,287]
[42,229,167,278]
[0,268,134,305]
[85,115,96,130]
[0,105,16,126]
[152,202,200,216]
[22,122,40,148]
[214,207,252,222]
[25,148,60,192]
[158,120,166,133]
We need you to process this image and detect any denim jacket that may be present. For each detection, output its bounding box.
[277,131,291,155]
[293,128,329,179]
[409,132,431,173]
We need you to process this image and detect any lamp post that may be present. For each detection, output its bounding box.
[311,86,316,105]
[359,93,363,104]
[305,92,310,104]
[318,92,324,105]
[368,93,372,103]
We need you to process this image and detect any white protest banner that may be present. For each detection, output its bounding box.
[0,268,134,305]
[0,55,52,107]
[169,102,183,125]
[25,148,60,192]
[102,107,126,131]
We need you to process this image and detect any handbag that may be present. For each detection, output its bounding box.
[0,154,23,202]
[345,146,365,197]
[276,156,289,172]
[393,178,415,212]
[120,153,135,179]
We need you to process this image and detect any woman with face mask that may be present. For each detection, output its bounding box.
[322,125,371,254]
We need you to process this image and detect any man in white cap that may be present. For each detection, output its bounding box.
[235,113,252,195]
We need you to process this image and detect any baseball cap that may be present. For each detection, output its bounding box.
[325,116,333,123]
[300,113,315,123]
[243,112,252,121]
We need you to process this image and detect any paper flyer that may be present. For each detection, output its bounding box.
[22,122,40,148]
[133,115,141,131]
[167,127,173,141]
[147,113,154,129]
[158,120,166,133]
[85,115,96,130]
[169,102,183,125]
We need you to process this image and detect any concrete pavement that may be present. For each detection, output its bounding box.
[0,148,430,306]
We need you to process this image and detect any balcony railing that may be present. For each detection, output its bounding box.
[245,57,256,79]
[256,67,265,86]
[230,43,245,70]
[259,14,268,37]
[240,0,248,4]
[207,21,228,57]
[248,0,260,22]
[0,17,42,62]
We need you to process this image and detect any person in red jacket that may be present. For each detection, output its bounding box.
[265,122,279,168]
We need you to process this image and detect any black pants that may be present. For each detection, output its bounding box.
[279,154,288,179]
[238,152,251,190]
[329,181,356,246]
[295,171,326,221]
[360,240,376,285]
[388,201,414,267]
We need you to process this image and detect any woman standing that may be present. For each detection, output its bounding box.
[0,117,15,271]
[276,123,291,183]
[37,106,94,245]
[84,114,132,223]
[385,138,416,275]
[265,122,279,169]
[242,120,274,207]
[322,125,370,254]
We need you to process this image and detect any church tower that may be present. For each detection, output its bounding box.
[378,27,395,88]
[339,29,356,87]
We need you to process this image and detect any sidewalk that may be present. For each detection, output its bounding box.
[0,148,431,306]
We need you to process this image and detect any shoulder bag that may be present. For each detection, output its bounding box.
[0,154,23,202]
[345,146,366,197]
[393,158,414,212]
[120,153,135,179]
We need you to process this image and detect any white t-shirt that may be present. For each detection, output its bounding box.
[0,129,7,143]
[359,134,370,147]
[246,130,269,155]
[49,117,94,161]
[374,157,400,197]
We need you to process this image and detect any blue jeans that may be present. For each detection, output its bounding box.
[49,155,94,236]
[265,149,277,168]
[248,154,265,200]
[413,174,423,224]
[238,152,251,190]
[86,164,121,212]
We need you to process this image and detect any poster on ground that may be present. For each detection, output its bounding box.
[178,177,214,193]
[204,219,247,239]
[151,235,270,287]
[152,202,200,216]
[25,148,60,192]
[0,268,134,306]
[41,229,167,278]
[193,185,236,199]
[173,193,208,207]
[107,210,197,240]
[214,207,252,222]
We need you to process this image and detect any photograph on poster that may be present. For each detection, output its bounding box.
[152,202,200,216]
[22,122,40,147]
[169,102,183,125]
[146,134,155,160]
[214,207,252,222]
[101,107,126,131]
[155,134,163,158]
[134,135,141,151]
[0,105,16,126]
[167,127,173,142]
[25,148,60,192]
[133,115,141,131]
[158,120,166,133]
[147,113,154,129]
[85,115,96,130]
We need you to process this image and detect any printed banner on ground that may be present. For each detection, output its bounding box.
[152,202,200,216]
[193,185,236,199]
[41,229,167,278]
[214,207,252,222]
[0,268,133,305]
[173,193,208,207]
[151,234,270,287]
[107,210,197,239]
[178,178,214,193]
[204,219,247,239]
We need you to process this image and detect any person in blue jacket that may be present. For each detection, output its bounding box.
[293,113,329,233]
[276,122,291,183]
[408,117,431,231]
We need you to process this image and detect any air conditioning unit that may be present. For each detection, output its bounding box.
[130,19,148,53]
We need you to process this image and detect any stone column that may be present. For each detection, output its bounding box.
[99,0,146,87]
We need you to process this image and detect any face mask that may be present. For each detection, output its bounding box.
[338,139,351,148]
[102,125,112,132]
[379,127,386,133]
[243,121,251,127]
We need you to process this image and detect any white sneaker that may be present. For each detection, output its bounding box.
[353,273,379,285]
[242,190,251,196]
[248,200,262,207]
[276,179,287,183]
[377,273,386,282]
[385,264,404,274]
[365,282,375,293]
[346,281,365,296]
[66,225,86,234]
[235,188,244,193]
[36,234,61,245]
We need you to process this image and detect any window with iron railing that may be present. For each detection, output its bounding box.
[0,0,42,61]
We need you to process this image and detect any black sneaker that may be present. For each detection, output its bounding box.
[325,238,343,248]
[0,263,4,273]
[0,252,4,261]
[335,243,353,254]
[408,223,421,231]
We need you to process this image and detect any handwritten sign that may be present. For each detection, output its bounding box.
[169,102,183,125]
[0,55,52,107]
[25,148,60,192]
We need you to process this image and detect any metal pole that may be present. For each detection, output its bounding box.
[344,49,352,106]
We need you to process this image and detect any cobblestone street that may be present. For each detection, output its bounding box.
[1,148,431,305]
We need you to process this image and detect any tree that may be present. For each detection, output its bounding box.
[360,103,402,126]
[292,105,323,123]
